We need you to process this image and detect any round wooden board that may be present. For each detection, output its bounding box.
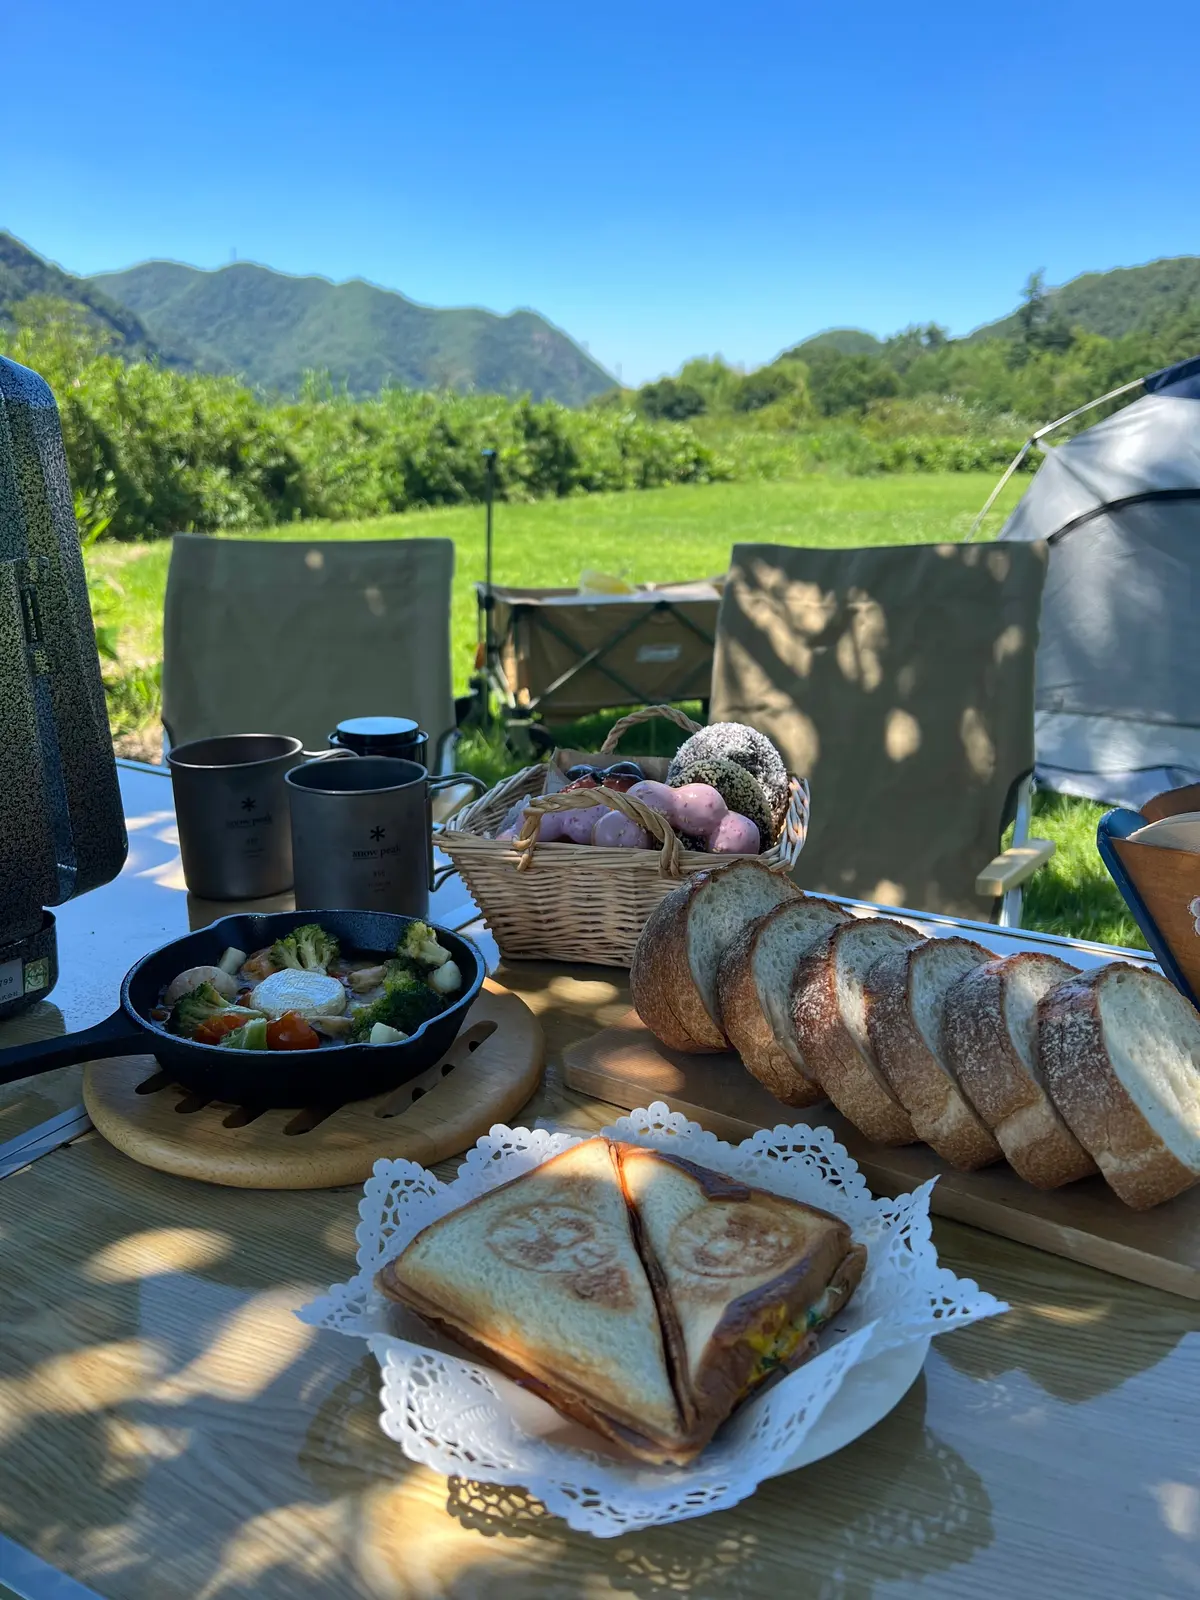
[82,980,544,1189]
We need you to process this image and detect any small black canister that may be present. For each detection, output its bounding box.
[329,716,429,767]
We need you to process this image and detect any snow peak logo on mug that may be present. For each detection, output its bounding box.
[353,825,404,861]
[226,796,272,830]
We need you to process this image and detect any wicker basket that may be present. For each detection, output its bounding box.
[440,705,810,966]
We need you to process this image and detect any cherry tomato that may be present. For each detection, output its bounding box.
[266,1011,321,1050]
[193,1012,254,1046]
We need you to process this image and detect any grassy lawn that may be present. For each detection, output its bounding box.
[87,470,1144,948]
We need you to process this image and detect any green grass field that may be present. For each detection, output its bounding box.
[87,471,1144,948]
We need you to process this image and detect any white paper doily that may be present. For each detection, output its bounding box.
[299,1103,1006,1537]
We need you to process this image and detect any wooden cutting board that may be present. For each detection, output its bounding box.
[83,980,544,1189]
[564,1010,1200,1300]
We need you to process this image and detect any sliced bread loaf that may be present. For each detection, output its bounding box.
[1039,963,1200,1210]
[864,937,1002,1170]
[716,895,851,1106]
[942,952,1094,1188]
[791,917,923,1145]
[631,860,800,1052]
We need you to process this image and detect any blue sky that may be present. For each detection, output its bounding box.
[4,0,1198,385]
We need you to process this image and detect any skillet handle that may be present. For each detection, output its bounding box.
[0,1010,147,1089]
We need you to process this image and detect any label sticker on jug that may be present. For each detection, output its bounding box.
[0,960,22,1005]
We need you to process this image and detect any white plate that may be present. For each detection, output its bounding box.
[772,1335,930,1477]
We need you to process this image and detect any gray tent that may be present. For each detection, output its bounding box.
[981,353,1200,810]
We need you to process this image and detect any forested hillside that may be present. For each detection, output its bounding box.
[89,259,614,404]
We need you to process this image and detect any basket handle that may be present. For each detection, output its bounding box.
[598,703,703,755]
[512,786,686,876]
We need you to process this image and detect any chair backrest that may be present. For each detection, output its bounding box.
[162,536,455,754]
[710,540,1048,917]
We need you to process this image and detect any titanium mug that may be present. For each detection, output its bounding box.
[168,734,351,901]
[286,756,484,915]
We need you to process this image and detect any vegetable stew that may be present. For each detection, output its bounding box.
[151,921,464,1051]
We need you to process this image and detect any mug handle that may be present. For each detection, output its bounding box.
[300,746,358,762]
[429,772,487,796]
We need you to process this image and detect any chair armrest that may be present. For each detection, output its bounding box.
[975,838,1055,897]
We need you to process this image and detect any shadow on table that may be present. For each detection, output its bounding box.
[442,1374,990,1599]
[302,1368,991,1600]
[932,1228,1193,1404]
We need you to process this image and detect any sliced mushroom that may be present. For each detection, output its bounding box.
[347,964,388,993]
[163,966,240,1007]
[310,1015,356,1040]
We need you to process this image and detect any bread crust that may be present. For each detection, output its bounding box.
[865,938,1002,1171]
[942,953,1095,1189]
[1038,964,1200,1211]
[791,918,920,1145]
[631,874,726,1052]
[716,896,849,1107]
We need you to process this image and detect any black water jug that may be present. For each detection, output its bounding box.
[0,355,127,1016]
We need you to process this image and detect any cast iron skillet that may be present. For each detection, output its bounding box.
[0,910,485,1108]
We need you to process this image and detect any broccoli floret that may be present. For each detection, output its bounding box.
[169,982,262,1039]
[218,1017,269,1050]
[398,920,451,969]
[270,923,340,973]
[350,968,444,1042]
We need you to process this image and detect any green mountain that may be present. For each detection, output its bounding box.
[967,257,1200,343]
[0,231,167,359]
[88,258,614,404]
[786,328,883,359]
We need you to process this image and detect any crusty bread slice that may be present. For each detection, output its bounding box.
[378,1137,686,1460]
[791,917,923,1145]
[864,937,1003,1171]
[631,860,800,1052]
[716,895,851,1106]
[942,952,1095,1189]
[1039,963,1200,1210]
[618,1144,865,1457]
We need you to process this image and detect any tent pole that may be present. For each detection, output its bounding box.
[966,440,1034,541]
[965,375,1148,541]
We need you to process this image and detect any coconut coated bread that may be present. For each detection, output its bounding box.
[942,952,1095,1189]
[865,937,1003,1170]
[791,917,923,1145]
[1039,963,1200,1210]
[716,895,851,1106]
[631,860,800,1052]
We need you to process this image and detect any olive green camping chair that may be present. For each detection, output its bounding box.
[710,540,1053,925]
[161,535,457,765]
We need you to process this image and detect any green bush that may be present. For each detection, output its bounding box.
[806,351,902,416]
[732,365,799,412]
[638,378,708,421]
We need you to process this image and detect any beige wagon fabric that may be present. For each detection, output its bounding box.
[711,541,1047,917]
[162,535,455,754]
[488,581,721,717]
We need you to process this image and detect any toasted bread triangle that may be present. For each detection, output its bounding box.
[616,1144,864,1447]
[379,1138,684,1450]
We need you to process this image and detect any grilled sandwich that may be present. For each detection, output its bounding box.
[379,1137,866,1465]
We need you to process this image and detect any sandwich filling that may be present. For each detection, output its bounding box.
[742,1279,851,1388]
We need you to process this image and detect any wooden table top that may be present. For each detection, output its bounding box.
[1,764,1198,1600]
